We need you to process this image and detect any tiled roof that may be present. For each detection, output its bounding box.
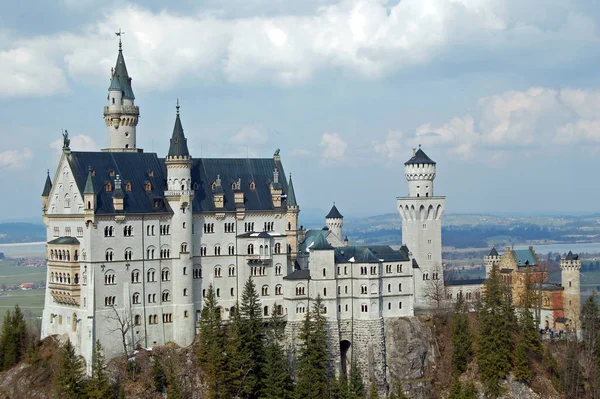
[537,283,563,291]
[488,247,499,257]
[514,249,537,267]
[311,234,334,250]
[167,112,190,158]
[565,251,578,261]
[287,175,297,207]
[326,204,343,219]
[283,269,311,280]
[68,152,293,215]
[112,49,135,99]
[299,229,328,253]
[405,148,435,165]
[334,245,408,263]
[48,237,80,245]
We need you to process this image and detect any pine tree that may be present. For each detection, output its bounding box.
[54,339,85,399]
[262,304,293,399]
[294,295,330,399]
[477,264,514,397]
[581,293,600,376]
[152,356,167,393]
[225,303,245,397]
[0,309,13,370]
[11,305,27,364]
[561,340,585,398]
[165,359,184,399]
[197,284,228,399]
[451,292,473,375]
[84,340,112,399]
[348,360,365,399]
[513,337,531,383]
[238,277,266,399]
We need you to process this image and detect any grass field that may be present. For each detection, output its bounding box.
[0,289,45,330]
[0,262,46,287]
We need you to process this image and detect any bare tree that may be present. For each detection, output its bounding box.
[104,306,140,358]
[423,265,448,309]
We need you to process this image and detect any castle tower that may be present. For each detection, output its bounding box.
[103,37,140,152]
[484,247,501,276]
[325,204,343,242]
[164,101,195,345]
[561,251,581,331]
[396,147,445,306]
[286,174,300,261]
[41,170,52,214]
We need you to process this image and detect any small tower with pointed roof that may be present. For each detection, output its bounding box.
[560,251,581,331]
[325,203,344,242]
[484,247,501,276]
[83,166,96,226]
[103,37,140,152]
[396,146,446,306]
[164,101,195,346]
[286,174,300,261]
[42,170,52,214]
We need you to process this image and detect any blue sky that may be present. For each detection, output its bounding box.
[1,0,600,220]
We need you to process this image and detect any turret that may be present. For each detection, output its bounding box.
[164,101,195,346]
[325,203,343,241]
[404,145,436,198]
[42,170,52,213]
[83,166,96,226]
[103,37,140,152]
[561,251,581,331]
[484,247,501,276]
[286,174,299,259]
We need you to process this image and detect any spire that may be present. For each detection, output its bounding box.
[287,174,297,207]
[405,147,436,165]
[113,174,125,199]
[488,247,499,257]
[84,166,95,195]
[110,34,135,99]
[326,203,343,219]
[42,170,52,196]
[167,101,190,158]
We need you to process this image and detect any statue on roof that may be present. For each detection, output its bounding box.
[274,148,280,156]
[62,129,70,150]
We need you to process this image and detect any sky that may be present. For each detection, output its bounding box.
[1,0,600,221]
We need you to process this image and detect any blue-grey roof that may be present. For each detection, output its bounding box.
[109,73,121,91]
[565,251,578,261]
[537,283,563,291]
[326,204,343,219]
[42,172,52,196]
[311,233,334,250]
[514,249,537,267]
[112,49,135,99]
[405,148,435,165]
[167,113,190,158]
[283,269,311,280]
[299,229,328,253]
[287,175,297,207]
[488,247,499,257]
[334,245,408,263]
[83,167,95,195]
[48,237,80,245]
[67,152,293,215]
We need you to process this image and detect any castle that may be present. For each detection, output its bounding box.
[40,39,580,385]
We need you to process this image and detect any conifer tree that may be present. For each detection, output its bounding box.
[348,360,365,399]
[581,293,600,376]
[0,309,14,370]
[262,304,293,399]
[477,264,514,397]
[451,292,472,374]
[238,277,266,398]
[561,340,585,398]
[84,340,112,399]
[152,356,167,393]
[513,337,531,383]
[54,339,85,399]
[225,303,245,397]
[197,284,228,399]
[294,295,330,399]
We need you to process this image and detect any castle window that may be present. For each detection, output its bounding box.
[295,284,305,296]
[569,281,572,287]
[275,243,281,254]
[214,245,221,256]
[228,265,235,277]
[323,287,327,296]
[247,244,254,255]
[296,304,306,314]
[146,246,156,259]
[104,226,114,237]
[132,292,140,304]
[65,227,71,236]
[108,170,115,177]
[386,265,392,273]
[399,302,402,309]
[161,268,170,281]
[162,313,173,323]
[345,304,348,312]
[388,303,391,310]
[344,266,347,275]
[216,288,220,297]
[124,248,133,260]
[184,311,189,318]
[105,249,114,262]
[229,245,235,255]
[275,284,282,295]
[361,285,367,294]
[466,292,472,300]
[345,286,348,294]
[263,306,269,316]
[123,225,133,237]
[181,242,188,253]
[105,182,112,192]
[183,288,188,296]
[230,288,235,297]
[262,285,269,296]
[427,253,432,261]
[397,264,402,273]
[193,267,202,279]
[148,294,157,303]
[162,290,171,302]
[104,296,116,306]
[53,227,59,237]
[215,266,222,277]
[200,246,207,256]
[64,194,71,208]
[323,268,326,277]
[250,181,255,190]
[183,267,187,275]
[423,223,427,229]
[275,264,282,275]
[361,304,368,313]
[147,269,156,282]
[398,283,402,292]
[387,284,391,293]
[134,315,141,325]
[125,182,132,191]
[131,269,140,283]
[145,182,152,191]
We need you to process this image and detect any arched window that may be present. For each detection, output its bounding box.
[262,285,269,296]
[181,242,188,253]
[105,249,114,261]
[275,284,282,295]
[146,246,156,259]
[215,266,222,277]
[132,292,140,304]
[247,244,254,254]
[161,268,170,281]
[274,243,281,254]
[322,268,326,277]
[147,269,156,282]
[131,269,140,283]
[104,270,115,285]
[295,284,305,296]
[296,303,306,314]
[263,306,269,316]
[124,248,133,260]
[275,264,282,275]
[162,290,171,302]
[228,265,235,276]
[183,288,188,296]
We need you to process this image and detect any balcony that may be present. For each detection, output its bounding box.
[246,254,272,264]
[48,282,81,306]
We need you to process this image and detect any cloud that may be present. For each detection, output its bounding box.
[320,132,347,161]
[1,0,598,96]
[411,87,600,162]
[50,134,98,154]
[229,126,268,146]
[373,131,404,161]
[291,148,311,157]
[0,148,33,169]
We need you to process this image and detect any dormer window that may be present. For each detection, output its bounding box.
[249,181,256,190]
[91,169,96,176]
[105,182,112,192]
[232,182,237,190]
[147,170,154,177]
[125,182,132,191]
[211,182,217,191]
[109,170,115,177]
[193,182,198,190]
[145,182,152,191]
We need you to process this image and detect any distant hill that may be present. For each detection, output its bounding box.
[0,223,45,244]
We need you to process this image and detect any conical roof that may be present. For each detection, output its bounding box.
[405,148,436,165]
[326,204,343,219]
[167,107,190,158]
[287,175,297,207]
[489,247,499,257]
[42,171,52,196]
[565,251,578,261]
[84,167,95,195]
[110,47,135,99]
[311,233,333,250]
[109,72,122,91]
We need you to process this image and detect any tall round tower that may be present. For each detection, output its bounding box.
[103,38,140,152]
[561,251,581,331]
[164,101,195,345]
[325,203,343,241]
[405,145,436,198]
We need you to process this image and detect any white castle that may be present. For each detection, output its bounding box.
[40,41,446,378]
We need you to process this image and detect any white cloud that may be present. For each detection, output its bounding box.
[373,131,404,160]
[0,0,598,96]
[0,148,33,169]
[50,134,99,154]
[229,126,268,146]
[320,132,347,161]
[412,87,600,162]
[291,148,311,157]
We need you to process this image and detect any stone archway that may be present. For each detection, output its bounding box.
[340,340,352,377]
